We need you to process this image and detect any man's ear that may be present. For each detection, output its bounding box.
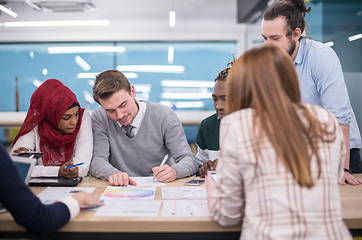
[130,85,136,98]
[293,28,302,41]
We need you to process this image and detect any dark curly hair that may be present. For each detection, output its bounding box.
[215,53,237,81]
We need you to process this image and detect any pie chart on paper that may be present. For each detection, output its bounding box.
[103,188,155,199]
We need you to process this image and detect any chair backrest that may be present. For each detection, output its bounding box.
[0,126,7,145]
[8,126,21,144]
[183,125,199,144]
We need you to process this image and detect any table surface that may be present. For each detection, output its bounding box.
[0,175,361,234]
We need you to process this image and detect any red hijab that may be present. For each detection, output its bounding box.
[13,79,84,166]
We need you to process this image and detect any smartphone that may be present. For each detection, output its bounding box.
[184,179,205,186]
[17,151,44,159]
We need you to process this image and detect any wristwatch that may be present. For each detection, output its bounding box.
[344,168,353,175]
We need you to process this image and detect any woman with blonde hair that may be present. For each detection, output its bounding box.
[206,44,352,239]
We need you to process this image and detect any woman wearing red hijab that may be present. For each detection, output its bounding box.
[11,79,92,179]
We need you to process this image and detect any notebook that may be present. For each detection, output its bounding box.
[29,176,83,187]
[0,156,36,213]
[14,151,83,187]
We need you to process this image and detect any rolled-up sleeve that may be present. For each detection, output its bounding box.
[311,47,351,125]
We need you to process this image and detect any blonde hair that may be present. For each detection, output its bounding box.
[226,44,336,188]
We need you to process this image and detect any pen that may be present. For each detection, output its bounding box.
[66,162,84,169]
[153,154,169,181]
[159,154,169,167]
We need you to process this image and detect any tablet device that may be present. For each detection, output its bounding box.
[29,177,83,187]
[1,156,36,213]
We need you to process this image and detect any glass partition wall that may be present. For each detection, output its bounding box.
[0,42,236,112]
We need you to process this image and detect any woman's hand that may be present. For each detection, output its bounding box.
[59,161,79,179]
[205,171,216,210]
[71,192,104,209]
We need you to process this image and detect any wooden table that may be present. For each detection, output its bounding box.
[340,173,362,234]
[0,175,361,239]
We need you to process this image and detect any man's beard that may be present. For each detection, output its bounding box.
[288,38,297,56]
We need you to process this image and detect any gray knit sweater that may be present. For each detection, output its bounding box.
[89,101,199,180]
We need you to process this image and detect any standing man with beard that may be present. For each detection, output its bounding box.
[261,0,362,185]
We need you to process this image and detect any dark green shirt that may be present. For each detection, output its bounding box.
[196,113,220,151]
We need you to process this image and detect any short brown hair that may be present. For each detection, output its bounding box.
[92,70,131,104]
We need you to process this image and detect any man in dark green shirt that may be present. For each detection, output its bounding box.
[197,56,236,177]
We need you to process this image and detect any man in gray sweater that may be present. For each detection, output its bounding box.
[89,70,199,186]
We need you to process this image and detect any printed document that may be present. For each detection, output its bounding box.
[161,187,207,199]
[37,187,95,204]
[95,200,162,217]
[163,200,211,216]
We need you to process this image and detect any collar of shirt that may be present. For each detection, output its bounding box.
[294,38,306,66]
[118,100,147,136]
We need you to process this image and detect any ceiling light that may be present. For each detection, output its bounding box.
[117,65,184,73]
[79,72,139,79]
[75,56,91,71]
[168,46,174,64]
[161,80,214,88]
[32,79,43,87]
[169,10,176,27]
[161,92,211,100]
[25,1,42,12]
[348,33,362,42]
[48,46,124,54]
[133,84,152,92]
[160,101,204,108]
[162,87,207,93]
[1,20,110,27]
[323,41,334,47]
[83,90,95,104]
[0,4,17,18]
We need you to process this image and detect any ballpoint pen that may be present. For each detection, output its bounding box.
[159,154,169,167]
[66,162,84,169]
[153,154,169,181]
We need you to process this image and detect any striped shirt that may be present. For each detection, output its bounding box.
[210,104,352,240]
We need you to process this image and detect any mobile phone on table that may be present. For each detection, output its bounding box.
[184,179,205,186]
[17,151,44,159]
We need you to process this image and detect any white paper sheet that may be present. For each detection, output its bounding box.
[100,186,156,200]
[130,176,167,187]
[161,187,207,199]
[37,187,96,204]
[163,200,211,216]
[95,200,162,216]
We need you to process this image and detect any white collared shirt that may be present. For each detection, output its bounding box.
[117,99,147,137]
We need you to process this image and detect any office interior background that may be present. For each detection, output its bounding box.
[0,0,361,140]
